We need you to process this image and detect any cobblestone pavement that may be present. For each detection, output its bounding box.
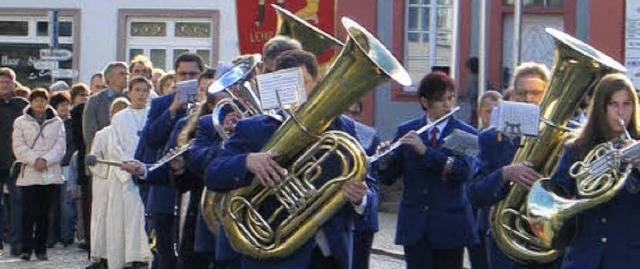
[0,212,472,268]
[0,244,89,269]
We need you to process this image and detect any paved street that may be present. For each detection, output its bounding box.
[0,246,405,269]
[0,212,473,268]
[0,244,88,269]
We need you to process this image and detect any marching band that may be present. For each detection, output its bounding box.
[3,5,640,269]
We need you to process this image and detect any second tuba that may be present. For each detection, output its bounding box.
[207,17,411,259]
[490,28,626,263]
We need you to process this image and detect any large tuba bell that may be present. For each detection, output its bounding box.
[272,4,343,58]
[207,17,410,259]
[272,4,343,75]
[490,28,626,263]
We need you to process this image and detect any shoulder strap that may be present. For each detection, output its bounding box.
[29,122,48,149]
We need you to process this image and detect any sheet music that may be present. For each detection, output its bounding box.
[490,101,540,137]
[256,67,306,110]
[176,79,199,103]
[443,129,479,156]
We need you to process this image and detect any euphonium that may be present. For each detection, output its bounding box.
[490,28,626,263]
[206,17,410,259]
[527,138,638,251]
[209,54,264,141]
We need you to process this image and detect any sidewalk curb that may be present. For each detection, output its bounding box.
[371,247,404,260]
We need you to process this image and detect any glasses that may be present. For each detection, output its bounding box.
[515,90,544,98]
[177,71,200,78]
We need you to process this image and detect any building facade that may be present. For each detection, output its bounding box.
[0,0,628,139]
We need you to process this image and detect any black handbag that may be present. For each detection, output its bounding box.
[9,161,23,180]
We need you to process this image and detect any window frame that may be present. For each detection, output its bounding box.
[117,9,220,72]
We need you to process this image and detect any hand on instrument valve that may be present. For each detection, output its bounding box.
[246,152,287,188]
[121,160,146,178]
[223,111,242,133]
[501,163,542,189]
[342,179,368,205]
[399,131,426,155]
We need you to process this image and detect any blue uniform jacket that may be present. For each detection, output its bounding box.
[135,92,186,214]
[552,145,640,269]
[467,128,519,234]
[353,121,380,232]
[378,116,478,248]
[205,113,372,269]
[187,114,222,255]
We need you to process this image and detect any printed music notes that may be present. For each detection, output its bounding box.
[443,129,479,156]
[490,101,541,137]
[256,67,306,110]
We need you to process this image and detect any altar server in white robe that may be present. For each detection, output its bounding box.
[107,76,152,268]
[87,98,130,267]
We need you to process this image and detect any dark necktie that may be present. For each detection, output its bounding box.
[430,127,439,147]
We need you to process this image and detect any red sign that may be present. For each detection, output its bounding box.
[236,0,337,56]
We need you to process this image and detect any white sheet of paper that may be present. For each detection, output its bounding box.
[490,101,540,136]
[176,79,199,103]
[256,67,306,110]
[443,129,480,157]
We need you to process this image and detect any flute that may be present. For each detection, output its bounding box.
[368,106,460,163]
[148,143,193,172]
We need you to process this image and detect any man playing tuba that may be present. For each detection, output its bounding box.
[204,49,371,269]
[467,62,556,269]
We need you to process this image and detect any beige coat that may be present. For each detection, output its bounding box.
[12,106,66,186]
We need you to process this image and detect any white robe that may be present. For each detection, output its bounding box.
[106,107,151,268]
[88,126,112,260]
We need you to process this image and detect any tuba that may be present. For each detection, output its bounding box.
[205,17,410,259]
[272,4,343,75]
[490,28,626,263]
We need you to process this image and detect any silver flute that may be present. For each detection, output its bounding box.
[148,143,193,172]
[368,106,460,163]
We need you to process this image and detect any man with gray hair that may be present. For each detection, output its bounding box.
[81,61,129,264]
[261,35,302,73]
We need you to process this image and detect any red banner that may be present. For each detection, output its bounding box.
[236,0,337,56]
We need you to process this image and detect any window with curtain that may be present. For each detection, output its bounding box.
[404,0,453,91]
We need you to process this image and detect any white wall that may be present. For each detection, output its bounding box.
[0,0,239,83]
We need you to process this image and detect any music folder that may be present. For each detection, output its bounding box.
[256,67,306,110]
[443,129,479,157]
[489,101,541,137]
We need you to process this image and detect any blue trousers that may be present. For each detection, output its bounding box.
[60,170,78,242]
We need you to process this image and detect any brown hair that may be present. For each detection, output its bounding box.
[29,87,49,102]
[418,71,455,101]
[128,76,153,91]
[158,72,175,95]
[571,73,640,158]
